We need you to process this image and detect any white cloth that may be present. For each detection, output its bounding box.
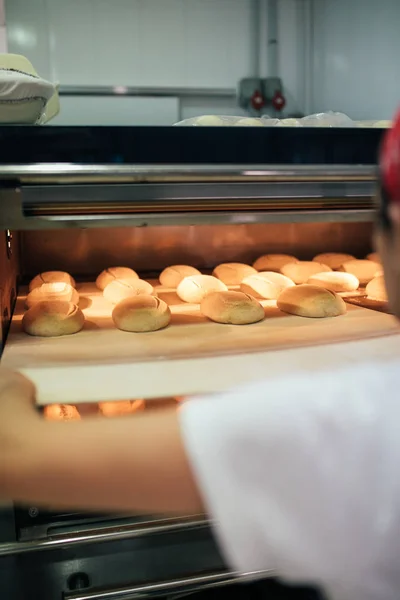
[0,69,55,123]
[179,360,400,600]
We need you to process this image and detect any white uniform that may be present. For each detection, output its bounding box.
[179,360,400,600]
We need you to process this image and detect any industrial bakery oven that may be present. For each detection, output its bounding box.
[0,124,387,600]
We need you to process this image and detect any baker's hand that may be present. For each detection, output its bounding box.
[0,369,39,500]
[0,368,37,424]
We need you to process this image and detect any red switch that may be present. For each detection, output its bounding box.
[250,89,265,111]
[272,90,286,112]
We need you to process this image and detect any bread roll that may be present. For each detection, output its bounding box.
[281,261,331,284]
[29,271,75,292]
[312,253,355,270]
[277,285,346,318]
[240,271,294,299]
[99,400,145,417]
[112,295,171,332]
[373,120,392,128]
[307,271,359,293]
[76,404,101,417]
[201,291,264,325]
[177,275,227,303]
[366,252,381,263]
[280,119,301,127]
[252,254,297,273]
[44,404,81,421]
[131,399,145,412]
[145,398,178,410]
[194,115,225,126]
[234,118,264,127]
[159,265,201,288]
[25,282,79,309]
[212,263,257,285]
[339,259,381,285]
[103,278,154,304]
[366,275,388,302]
[22,301,85,337]
[96,267,138,291]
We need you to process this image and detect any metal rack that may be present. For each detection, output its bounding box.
[0,164,376,230]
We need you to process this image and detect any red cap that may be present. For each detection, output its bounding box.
[380,110,400,203]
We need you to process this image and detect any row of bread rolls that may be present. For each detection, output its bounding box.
[95,254,381,300]
[96,266,261,330]
[200,285,347,322]
[252,252,381,283]
[44,397,179,421]
[95,267,172,332]
[22,268,172,336]
[175,114,392,128]
[24,266,344,333]
[23,271,85,337]
[22,252,386,337]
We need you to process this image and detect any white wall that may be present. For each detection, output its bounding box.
[311,0,400,120]
[8,0,398,124]
[0,0,7,53]
[6,0,255,124]
[23,0,253,89]
[5,0,307,124]
[277,0,310,117]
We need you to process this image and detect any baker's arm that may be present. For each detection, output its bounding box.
[0,369,203,515]
[3,363,400,600]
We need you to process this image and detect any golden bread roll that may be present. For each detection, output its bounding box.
[252,254,297,272]
[96,267,138,290]
[76,404,101,417]
[112,295,171,332]
[212,263,257,285]
[22,301,85,337]
[103,278,155,304]
[159,265,201,288]
[281,261,331,284]
[131,399,146,412]
[44,404,81,421]
[306,271,359,293]
[339,259,381,285]
[366,275,388,302]
[240,271,295,299]
[277,285,346,318]
[29,271,75,292]
[176,275,227,303]
[99,400,145,417]
[144,398,178,411]
[25,282,79,309]
[312,253,355,270]
[200,290,264,325]
[366,252,381,263]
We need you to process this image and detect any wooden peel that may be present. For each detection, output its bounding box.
[2,281,400,405]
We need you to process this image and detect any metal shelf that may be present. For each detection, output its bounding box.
[0,163,376,183]
[58,85,237,99]
[0,164,377,229]
[0,515,206,557]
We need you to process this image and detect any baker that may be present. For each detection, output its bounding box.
[1,114,400,600]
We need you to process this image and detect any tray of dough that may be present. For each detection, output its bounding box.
[2,279,399,406]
